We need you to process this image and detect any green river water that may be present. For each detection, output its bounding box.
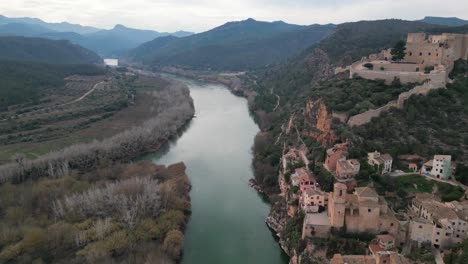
[143,76,288,264]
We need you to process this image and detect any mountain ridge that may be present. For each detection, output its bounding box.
[128,18,336,70]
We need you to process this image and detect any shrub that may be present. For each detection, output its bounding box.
[363,63,374,70]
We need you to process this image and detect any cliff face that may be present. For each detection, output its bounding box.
[304,99,336,147]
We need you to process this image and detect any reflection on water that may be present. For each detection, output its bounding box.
[142,76,288,264]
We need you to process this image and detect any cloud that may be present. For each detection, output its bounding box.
[1,0,467,32]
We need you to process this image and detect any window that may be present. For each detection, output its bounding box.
[419,52,423,56]
[446,233,450,236]
[428,52,432,55]
[457,235,460,238]
[368,209,372,213]
[419,225,423,229]
[437,232,440,235]
[436,239,439,242]
[391,223,394,227]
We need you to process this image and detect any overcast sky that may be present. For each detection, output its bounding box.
[1,0,468,32]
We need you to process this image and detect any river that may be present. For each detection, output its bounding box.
[143,76,288,264]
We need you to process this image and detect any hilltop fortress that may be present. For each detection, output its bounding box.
[340,33,468,126]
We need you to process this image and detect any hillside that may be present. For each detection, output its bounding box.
[246,19,468,190]
[0,36,102,64]
[0,60,105,109]
[128,18,335,70]
[418,16,468,26]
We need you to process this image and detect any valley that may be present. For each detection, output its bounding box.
[0,6,468,264]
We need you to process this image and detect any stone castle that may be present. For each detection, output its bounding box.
[342,32,468,127]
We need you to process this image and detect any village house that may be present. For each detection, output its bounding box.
[291,167,316,193]
[336,158,361,179]
[331,252,411,264]
[368,151,393,175]
[300,188,328,213]
[328,183,399,235]
[420,155,453,180]
[302,211,331,239]
[324,143,348,173]
[331,234,411,264]
[408,163,418,173]
[408,193,468,249]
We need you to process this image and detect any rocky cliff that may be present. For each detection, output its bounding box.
[304,99,336,146]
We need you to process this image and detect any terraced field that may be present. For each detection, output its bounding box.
[0,72,172,164]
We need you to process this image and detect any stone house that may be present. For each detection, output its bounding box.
[331,252,411,264]
[291,167,317,193]
[408,193,468,249]
[368,151,393,175]
[302,211,331,239]
[300,188,328,213]
[336,158,361,179]
[324,143,348,173]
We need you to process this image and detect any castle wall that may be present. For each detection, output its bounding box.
[405,42,443,66]
[350,66,435,85]
[347,74,446,127]
[407,33,427,43]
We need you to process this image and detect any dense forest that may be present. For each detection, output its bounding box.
[0,37,102,64]
[0,60,105,108]
[128,19,335,70]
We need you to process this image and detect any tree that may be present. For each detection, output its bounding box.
[391,40,406,61]
[163,230,184,260]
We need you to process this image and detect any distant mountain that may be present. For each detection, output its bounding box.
[0,14,100,34]
[128,18,336,70]
[0,36,102,64]
[0,15,194,56]
[418,16,468,26]
[0,23,53,37]
[67,24,193,56]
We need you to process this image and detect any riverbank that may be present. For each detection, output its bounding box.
[0,71,196,263]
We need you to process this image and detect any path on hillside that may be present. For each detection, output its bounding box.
[0,81,105,122]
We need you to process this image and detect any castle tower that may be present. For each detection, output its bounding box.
[329,183,347,228]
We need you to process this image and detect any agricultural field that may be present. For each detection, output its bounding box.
[0,71,175,164]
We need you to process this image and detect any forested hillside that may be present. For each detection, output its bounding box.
[0,60,105,108]
[128,19,335,70]
[0,37,102,64]
[247,19,468,190]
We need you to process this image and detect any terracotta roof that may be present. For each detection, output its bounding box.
[355,187,379,198]
[377,234,395,243]
[380,154,393,162]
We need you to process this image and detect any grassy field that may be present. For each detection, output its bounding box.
[394,174,464,202]
[0,72,174,164]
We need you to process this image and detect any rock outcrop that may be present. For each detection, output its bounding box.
[304,99,336,146]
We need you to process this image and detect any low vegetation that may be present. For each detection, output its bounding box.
[0,161,191,263]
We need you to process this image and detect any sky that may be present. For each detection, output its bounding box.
[1,0,468,33]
